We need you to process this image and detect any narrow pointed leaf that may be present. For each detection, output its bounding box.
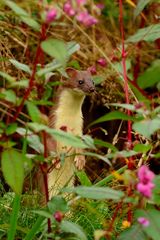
[61,220,87,240]
[5,0,40,31]
[134,0,151,19]
[68,186,124,200]
[26,101,41,123]
[0,71,16,83]
[90,111,135,126]
[9,59,31,74]
[126,24,160,42]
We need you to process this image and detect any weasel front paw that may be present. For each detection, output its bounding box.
[74,155,85,170]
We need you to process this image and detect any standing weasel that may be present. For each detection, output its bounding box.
[47,68,95,197]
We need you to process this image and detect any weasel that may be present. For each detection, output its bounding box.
[46,68,95,197]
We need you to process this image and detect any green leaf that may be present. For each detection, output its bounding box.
[137,60,160,89]
[2,90,17,104]
[134,0,151,19]
[6,123,18,136]
[67,186,124,200]
[110,103,136,111]
[90,111,135,126]
[7,194,21,240]
[32,210,53,219]
[5,0,40,31]
[16,127,44,153]
[107,150,138,159]
[9,79,29,88]
[95,166,127,187]
[27,123,90,149]
[0,71,16,83]
[1,148,25,194]
[114,59,131,76]
[81,135,95,149]
[129,81,150,103]
[117,224,146,240]
[94,139,118,152]
[48,196,68,214]
[61,220,87,240]
[36,63,61,76]
[49,129,89,149]
[153,176,160,205]
[83,152,111,166]
[93,75,105,85]
[26,101,41,123]
[133,118,160,139]
[41,39,68,67]
[135,209,160,240]
[133,143,152,153]
[76,171,92,186]
[9,59,31,74]
[66,41,80,56]
[68,60,81,69]
[126,23,160,42]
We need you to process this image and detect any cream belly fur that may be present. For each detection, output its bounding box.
[48,89,85,197]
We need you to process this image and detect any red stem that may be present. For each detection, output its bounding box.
[119,0,132,147]
[13,20,51,232]
[12,23,47,122]
[119,0,133,223]
[105,202,123,239]
[13,43,42,122]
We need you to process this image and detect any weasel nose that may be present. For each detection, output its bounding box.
[89,87,95,93]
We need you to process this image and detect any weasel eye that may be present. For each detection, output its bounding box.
[78,80,84,85]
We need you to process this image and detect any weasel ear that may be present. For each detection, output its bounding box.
[66,67,78,78]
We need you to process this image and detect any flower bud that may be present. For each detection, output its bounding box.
[46,8,57,23]
[54,211,64,222]
[97,58,107,67]
[63,1,76,16]
[138,217,150,227]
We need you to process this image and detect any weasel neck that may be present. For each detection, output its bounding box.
[58,89,85,113]
[54,89,85,135]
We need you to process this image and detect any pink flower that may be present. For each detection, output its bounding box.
[87,65,97,75]
[46,8,57,23]
[63,1,76,16]
[76,11,98,27]
[137,182,155,198]
[137,165,155,198]
[138,217,150,227]
[77,0,86,5]
[97,58,107,67]
[96,3,105,10]
[138,165,155,183]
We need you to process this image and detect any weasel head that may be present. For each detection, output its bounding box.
[63,68,95,95]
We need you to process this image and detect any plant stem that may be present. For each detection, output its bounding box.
[40,130,52,233]
[105,202,123,239]
[119,0,133,223]
[12,23,47,122]
[119,0,132,148]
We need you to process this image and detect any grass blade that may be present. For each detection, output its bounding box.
[7,194,21,240]
[24,216,44,240]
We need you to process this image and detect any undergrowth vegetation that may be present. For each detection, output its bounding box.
[0,0,160,239]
